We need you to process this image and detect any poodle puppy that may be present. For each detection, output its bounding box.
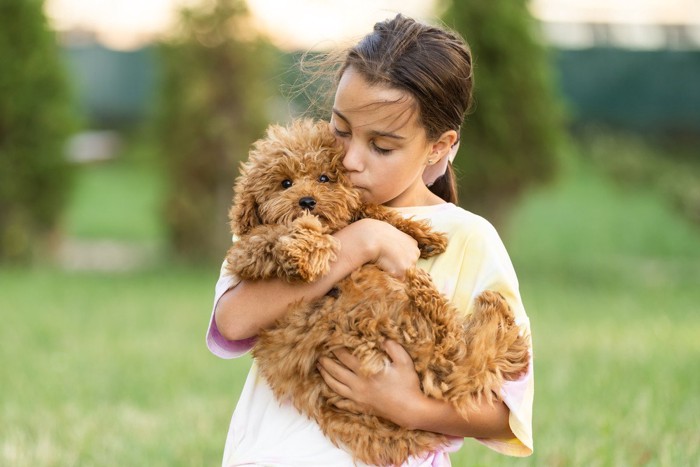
[225,119,530,466]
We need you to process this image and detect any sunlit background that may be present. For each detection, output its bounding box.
[2,0,699,465]
[44,0,700,50]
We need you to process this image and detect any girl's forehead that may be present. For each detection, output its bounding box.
[335,67,406,104]
[333,67,419,135]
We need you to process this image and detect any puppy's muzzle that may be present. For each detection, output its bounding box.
[299,196,317,211]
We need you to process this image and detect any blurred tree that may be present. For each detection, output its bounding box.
[0,0,76,262]
[156,0,275,262]
[439,0,567,228]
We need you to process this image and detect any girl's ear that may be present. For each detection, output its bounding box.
[427,129,459,163]
[229,180,260,236]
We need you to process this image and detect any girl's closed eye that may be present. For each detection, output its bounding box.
[371,140,393,155]
[332,125,350,138]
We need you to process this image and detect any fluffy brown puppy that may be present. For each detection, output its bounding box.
[225,119,530,465]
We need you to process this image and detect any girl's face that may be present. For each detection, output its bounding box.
[330,66,443,207]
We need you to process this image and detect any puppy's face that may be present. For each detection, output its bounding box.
[231,120,362,234]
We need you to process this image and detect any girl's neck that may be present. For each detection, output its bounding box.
[386,192,447,209]
[423,191,449,206]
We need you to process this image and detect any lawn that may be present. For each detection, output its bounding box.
[1,154,699,466]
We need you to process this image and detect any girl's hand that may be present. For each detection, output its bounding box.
[354,218,420,278]
[317,340,424,428]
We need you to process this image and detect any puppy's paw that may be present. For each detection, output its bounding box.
[473,291,514,323]
[291,213,325,233]
[417,230,448,258]
[275,218,339,282]
[397,218,447,258]
[465,290,530,381]
[224,224,293,280]
[225,242,277,280]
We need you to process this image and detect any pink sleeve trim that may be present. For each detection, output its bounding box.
[205,262,256,359]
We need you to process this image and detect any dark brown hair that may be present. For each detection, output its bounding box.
[339,14,474,203]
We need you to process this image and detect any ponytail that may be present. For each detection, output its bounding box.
[428,163,458,204]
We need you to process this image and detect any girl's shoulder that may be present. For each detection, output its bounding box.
[393,203,499,239]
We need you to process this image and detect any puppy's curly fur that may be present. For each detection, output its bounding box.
[225,119,530,466]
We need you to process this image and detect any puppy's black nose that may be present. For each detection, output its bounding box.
[299,197,316,210]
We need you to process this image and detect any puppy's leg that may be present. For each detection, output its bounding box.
[403,267,467,398]
[358,204,447,258]
[226,224,296,280]
[273,213,340,282]
[465,291,530,379]
[446,291,530,419]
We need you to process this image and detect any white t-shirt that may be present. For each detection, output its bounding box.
[207,203,534,466]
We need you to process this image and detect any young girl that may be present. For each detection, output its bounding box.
[207,14,533,466]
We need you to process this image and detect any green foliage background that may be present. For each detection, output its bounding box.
[155,0,275,262]
[439,0,567,225]
[0,0,76,262]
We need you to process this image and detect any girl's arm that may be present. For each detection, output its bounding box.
[215,218,421,341]
[318,341,514,439]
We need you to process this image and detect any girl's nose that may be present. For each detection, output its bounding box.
[342,142,363,172]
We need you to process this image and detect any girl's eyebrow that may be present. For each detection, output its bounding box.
[332,108,406,140]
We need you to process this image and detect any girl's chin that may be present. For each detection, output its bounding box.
[357,189,376,204]
[352,185,368,195]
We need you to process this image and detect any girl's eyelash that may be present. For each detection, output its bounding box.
[332,126,350,137]
[371,142,392,154]
[332,124,391,154]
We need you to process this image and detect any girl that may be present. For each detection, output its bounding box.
[207,14,533,466]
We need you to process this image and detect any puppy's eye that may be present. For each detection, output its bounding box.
[318,174,330,183]
[281,179,293,189]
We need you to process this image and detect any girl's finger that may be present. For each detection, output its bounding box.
[332,348,361,372]
[317,365,352,398]
[319,356,356,386]
[382,339,413,365]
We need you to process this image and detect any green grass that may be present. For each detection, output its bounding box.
[0,266,250,466]
[2,152,700,465]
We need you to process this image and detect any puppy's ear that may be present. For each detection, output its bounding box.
[229,175,260,236]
